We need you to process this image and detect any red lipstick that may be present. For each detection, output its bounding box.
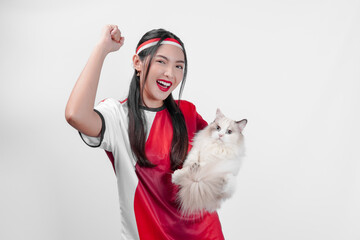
[156,79,172,92]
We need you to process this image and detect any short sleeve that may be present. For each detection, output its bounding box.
[78,109,105,148]
[79,98,125,152]
[178,100,208,144]
[195,111,208,131]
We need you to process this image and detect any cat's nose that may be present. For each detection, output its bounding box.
[219,134,224,138]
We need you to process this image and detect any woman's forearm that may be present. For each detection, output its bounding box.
[65,25,124,137]
[65,44,107,136]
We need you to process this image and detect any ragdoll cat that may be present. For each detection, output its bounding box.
[172,109,247,216]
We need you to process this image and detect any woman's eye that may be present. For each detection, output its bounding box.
[156,60,165,64]
[226,129,232,134]
[176,65,184,69]
[216,125,221,131]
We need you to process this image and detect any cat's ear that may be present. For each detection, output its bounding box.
[216,108,225,119]
[236,119,247,132]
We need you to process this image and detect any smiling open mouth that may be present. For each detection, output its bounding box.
[156,80,172,92]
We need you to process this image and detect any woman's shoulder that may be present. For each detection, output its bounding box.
[176,100,208,132]
[176,100,197,113]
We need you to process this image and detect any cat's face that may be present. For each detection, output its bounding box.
[208,109,247,144]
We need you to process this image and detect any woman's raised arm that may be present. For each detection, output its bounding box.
[65,25,124,137]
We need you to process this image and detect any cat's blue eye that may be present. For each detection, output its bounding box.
[226,129,232,134]
[216,125,221,131]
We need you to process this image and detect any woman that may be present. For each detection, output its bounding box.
[65,24,224,240]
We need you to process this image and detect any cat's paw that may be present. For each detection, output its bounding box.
[172,169,183,185]
[190,162,200,172]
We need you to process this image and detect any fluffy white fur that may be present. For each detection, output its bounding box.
[172,109,247,216]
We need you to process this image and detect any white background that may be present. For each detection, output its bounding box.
[1,0,359,239]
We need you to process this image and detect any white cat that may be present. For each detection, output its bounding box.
[172,109,247,216]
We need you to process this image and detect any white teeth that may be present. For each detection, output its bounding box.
[157,80,171,87]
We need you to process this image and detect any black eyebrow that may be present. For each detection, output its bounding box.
[156,54,185,64]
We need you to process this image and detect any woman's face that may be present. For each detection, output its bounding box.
[135,44,185,108]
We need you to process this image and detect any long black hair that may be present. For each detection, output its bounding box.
[127,29,188,171]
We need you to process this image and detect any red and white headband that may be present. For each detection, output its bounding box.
[136,38,183,55]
